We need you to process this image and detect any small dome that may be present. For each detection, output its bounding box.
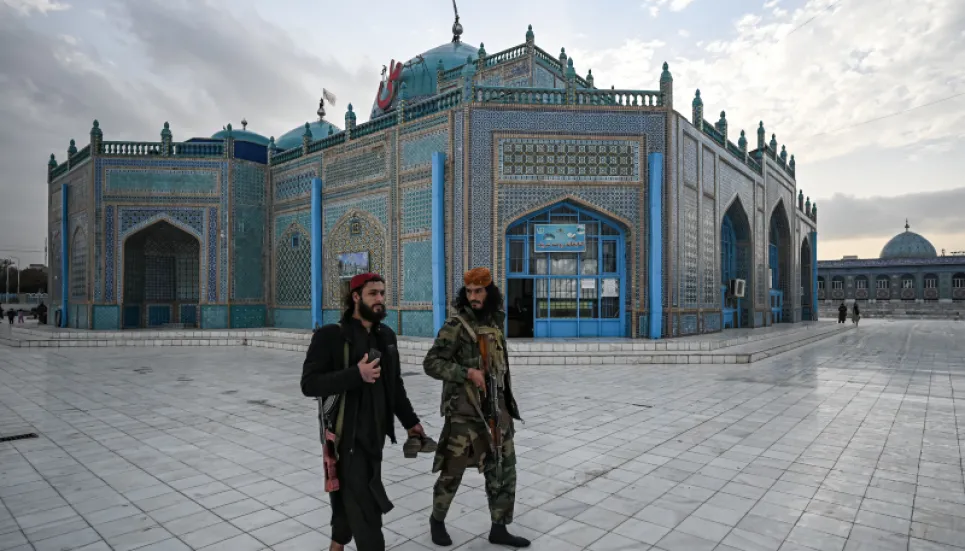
[275,120,342,151]
[880,222,937,259]
[369,40,479,119]
[211,127,270,146]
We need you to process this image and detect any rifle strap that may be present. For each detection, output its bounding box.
[453,315,478,342]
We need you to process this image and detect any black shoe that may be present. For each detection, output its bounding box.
[430,515,452,546]
[488,524,530,548]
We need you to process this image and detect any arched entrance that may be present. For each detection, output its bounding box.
[122,221,201,328]
[505,202,626,338]
[721,198,752,328]
[769,201,792,323]
[801,237,813,320]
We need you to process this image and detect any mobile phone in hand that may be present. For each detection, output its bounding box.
[368,348,382,362]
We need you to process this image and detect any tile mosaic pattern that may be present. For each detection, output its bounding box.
[683,135,698,185]
[400,129,448,171]
[69,226,88,299]
[201,304,228,329]
[92,304,119,330]
[702,148,715,196]
[274,308,311,329]
[718,159,754,221]
[497,137,641,183]
[469,109,664,311]
[206,207,218,302]
[106,169,218,194]
[452,111,465,303]
[401,115,449,136]
[323,214,386,309]
[702,199,717,307]
[272,155,319,203]
[401,187,431,234]
[477,60,530,88]
[681,186,699,306]
[703,311,722,332]
[382,309,399,333]
[680,313,698,335]
[274,223,311,307]
[401,309,434,337]
[323,194,388,234]
[534,63,564,89]
[402,240,433,303]
[231,162,267,301]
[230,305,266,328]
[324,144,386,188]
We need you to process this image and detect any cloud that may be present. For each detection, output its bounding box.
[818,187,965,243]
[0,0,372,260]
[579,0,965,164]
[642,0,698,17]
[3,0,69,16]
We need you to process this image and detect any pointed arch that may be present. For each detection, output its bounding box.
[721,195,753,328]
[800,234,813,320]
[768,198,793,323]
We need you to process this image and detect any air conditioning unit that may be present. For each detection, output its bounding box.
[729,279,746,298]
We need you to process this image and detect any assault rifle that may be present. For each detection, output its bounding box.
[477,334,501,469]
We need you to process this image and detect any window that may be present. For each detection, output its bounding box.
[954,275,965,288]
[876,278,890,289]
[924,276,937,289]
[902,278,915,289]
[291,234,300,248]
[818,278,825,290]
[856,278,867,289]
[832,279,844,290]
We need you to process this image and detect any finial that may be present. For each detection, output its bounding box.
[226,123,233,134]
[48,153,57,168]
[660,61,672,82]
[241,118,248,130]
[268,136,276,150]
[693,89,702,104]
[738,129,747,151]
[526,24,534,43]
[303,122,312,137]
[328,126,334,136]
[451,0,463,43]
[68,139,77,157]
[90,119,102,138]
[769,133,778,151]
[586,69,594,87]
[559,47,567,66]
[719,110,726,120]
[905,218,910,231]
[789,154,796,171]
[565,57,576,79]
[478,42,486,57]
[399,81,408,101]
[164,121,169,130]
[317,97,326,120]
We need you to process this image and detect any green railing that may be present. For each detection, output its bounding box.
[533,47,563,71]
[272,148,303,164]
[307,132,346,153]
[573,89,661,106]
[483,45,527,68]
[50,162,70,180]
[71,144,91,165]
[172,141,224,157]
[353,113,398,139]
[406,88,463,120]
[475,86,566,104]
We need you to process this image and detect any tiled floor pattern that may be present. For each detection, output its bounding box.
[0,318,963,550]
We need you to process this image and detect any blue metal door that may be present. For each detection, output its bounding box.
[147,305,171,327]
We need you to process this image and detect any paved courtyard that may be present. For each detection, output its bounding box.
[1,319,964,551]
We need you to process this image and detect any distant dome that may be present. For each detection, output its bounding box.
[369,40,478,119]
[211,126,270,146]
[275,120,342,151]
[880,222,937,259]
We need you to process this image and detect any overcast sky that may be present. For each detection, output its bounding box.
[2,0,963,266]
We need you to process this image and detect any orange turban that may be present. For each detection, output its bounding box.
[463,267,492,287]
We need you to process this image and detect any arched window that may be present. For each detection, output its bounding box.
[923,273,938,301]
[854,275,869,300]
[900,274,916,301]
[953,272,965,301]
[876,275,891,300]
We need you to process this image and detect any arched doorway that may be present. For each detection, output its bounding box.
[720,198,752,328]
[800,237,813,320]
[768,201,792,323]
[122,221,201,328]
[505,202,626,338]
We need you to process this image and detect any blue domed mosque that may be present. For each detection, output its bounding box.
[817,220,965,318]
[45,6,819,337]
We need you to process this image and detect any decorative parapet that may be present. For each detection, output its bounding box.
[689,91,796,180]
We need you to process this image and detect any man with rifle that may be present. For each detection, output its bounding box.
[423,267,529,548]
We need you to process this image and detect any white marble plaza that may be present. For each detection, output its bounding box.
[1,319,964,551]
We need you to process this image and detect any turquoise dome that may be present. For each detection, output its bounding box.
[210,127,270,146]
[275,120,342,151]
[369,40,478,118]
[880,224,937,259]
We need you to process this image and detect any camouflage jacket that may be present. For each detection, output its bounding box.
[423,307,521,422]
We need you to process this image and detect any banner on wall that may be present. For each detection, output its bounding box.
[534,224,586,253]
[337,251,369,279]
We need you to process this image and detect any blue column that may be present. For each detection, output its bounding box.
[810,230,818,320]
[311,178,323,329]
[647,152,663,339]
[60,183,69,328]
[431,152,447,335]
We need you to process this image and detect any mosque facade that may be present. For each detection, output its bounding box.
[817,223,965,319]
[45,18,819,338]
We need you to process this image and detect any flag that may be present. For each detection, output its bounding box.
[323,88,337,107]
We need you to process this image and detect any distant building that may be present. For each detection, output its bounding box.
[817,221,965,319]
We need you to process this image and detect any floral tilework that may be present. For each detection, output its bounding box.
[680,186,698,306]
[401,130,448,172]
[274,210,311,241]
[402,240,433,303]
[323,195,388,235]
[275,224,311,306]
[274,170,314,202]
[401,310,434,337]
[701,199,717,307]
[120,208,204,237]
[324,215,386,308]
[683,136,698,186]
[402,115,449,136]
[324,145,386,188]
[452,111,465,302]
[680,313,698,335]
[70,227,88,299]
[106,169,218,194]
[719,160,754,219]
[402,187,431,234]
[702,149,715,196]
[497,138,641,183]
[703,312,721,332]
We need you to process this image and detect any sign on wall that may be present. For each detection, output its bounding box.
[338,252,369,279]
[534,224,586,253]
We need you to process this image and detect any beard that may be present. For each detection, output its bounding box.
[358,301,387,323]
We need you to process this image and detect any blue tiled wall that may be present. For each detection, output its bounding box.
[401,310,433,337]
[202,305,228,329]
[275,308,311,329]
[92,305,120,330]
[402,187,431,234]
[401,130,448,171]
[383,309,399,333]
[106,170,218,194]
[403,240,433,303]
[232,163,266,301]
[322,309,342,326]
[230,304,266,328]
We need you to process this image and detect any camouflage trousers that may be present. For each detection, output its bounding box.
[431,417,517,525]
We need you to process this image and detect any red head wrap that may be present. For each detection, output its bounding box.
[349,272,382,292]
[463,267,492,287]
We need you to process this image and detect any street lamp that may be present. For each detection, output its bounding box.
[4,256,21,300]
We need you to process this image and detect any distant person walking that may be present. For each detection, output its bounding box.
[838,302,847,324]
[852,303,860,326]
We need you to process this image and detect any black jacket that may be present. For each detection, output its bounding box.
[301,317,420,449]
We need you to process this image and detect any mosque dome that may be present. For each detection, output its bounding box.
[210,121,270,146]
[880,221,937,259]
[369,39,478,119]
[274,119,342,151]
